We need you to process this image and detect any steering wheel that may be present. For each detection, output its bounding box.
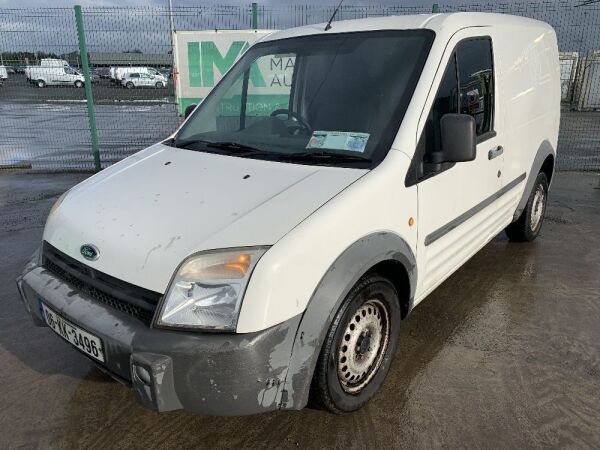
[270,109,312,135]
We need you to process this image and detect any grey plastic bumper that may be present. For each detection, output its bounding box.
[17,266,302,416]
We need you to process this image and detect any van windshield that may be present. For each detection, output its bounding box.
[173,30,434,168]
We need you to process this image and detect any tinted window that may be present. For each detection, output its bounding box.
[422,53,458,160]
[456,39,494,135]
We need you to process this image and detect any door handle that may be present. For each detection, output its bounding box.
[488,146,504,160]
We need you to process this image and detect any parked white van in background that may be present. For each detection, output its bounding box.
[115,66,163,82]
[17,13,559,416]
[39,58,69,68]
[0,65,8,80]
[28,66,85,88]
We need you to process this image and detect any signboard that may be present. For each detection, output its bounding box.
[173,30,278,116]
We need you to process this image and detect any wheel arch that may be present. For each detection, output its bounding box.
[366,259,411,319]
[279,232,416,411]
[540,153,555,185]
[513,139,556,221]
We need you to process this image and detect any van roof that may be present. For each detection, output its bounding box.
[262,12,552,42]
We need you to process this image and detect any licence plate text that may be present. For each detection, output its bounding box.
[41,302,105,362]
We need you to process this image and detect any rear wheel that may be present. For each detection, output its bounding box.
[126,81,134,89]
[506,172,549,242]
[155,81,163,88]
[310,274,401,413]
[37,79,46,88]
[74,80,83,88]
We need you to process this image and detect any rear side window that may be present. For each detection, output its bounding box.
[456,38,494,136]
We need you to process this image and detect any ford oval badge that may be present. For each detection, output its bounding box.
[80,244,99,261]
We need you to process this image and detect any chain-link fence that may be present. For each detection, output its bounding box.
[1,1,599,172]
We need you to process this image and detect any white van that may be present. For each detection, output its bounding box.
[114,66,163,82]
[17,13,559,416]
[0,65,8,80]
[40,58,69,68]
[28,66,85,88]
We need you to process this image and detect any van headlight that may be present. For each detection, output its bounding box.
[156,247,268,331]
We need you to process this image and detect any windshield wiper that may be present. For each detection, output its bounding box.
[280,151,372,164]
[173,138,269,156]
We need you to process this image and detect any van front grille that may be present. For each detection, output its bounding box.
[42,242,162,326]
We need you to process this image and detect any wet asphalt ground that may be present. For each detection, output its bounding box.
[0,171,599,449]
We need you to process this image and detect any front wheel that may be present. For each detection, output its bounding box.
[74,80,83,88]
[506,172,549,242]
[125,81,134,89]
[155,81,164,88]
[36,80,46,88]
[310,274,401,413]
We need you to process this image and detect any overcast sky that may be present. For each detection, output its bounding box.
[1,0,596,55]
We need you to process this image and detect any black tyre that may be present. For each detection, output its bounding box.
[310,274,401,413]
[506,172,549,242]
[155,81,163,88]
[37,80,46,88]
[126,81,134,89]
[74,80,83,88]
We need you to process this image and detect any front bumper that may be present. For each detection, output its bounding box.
[16,266,302,416]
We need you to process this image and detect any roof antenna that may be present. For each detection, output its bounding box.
[325,0,345,31]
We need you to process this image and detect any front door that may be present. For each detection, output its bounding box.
[414,31,505,303]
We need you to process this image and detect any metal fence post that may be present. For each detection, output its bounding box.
[74,5,101,172]
[432,3,439,13]
[252,2,258,30]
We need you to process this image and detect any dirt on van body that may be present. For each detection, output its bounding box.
[0,172,599,448]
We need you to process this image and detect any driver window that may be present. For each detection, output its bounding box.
[411,37,494,184]
[422,53,459,163]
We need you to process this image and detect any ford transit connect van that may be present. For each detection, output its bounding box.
[16,13,559,415]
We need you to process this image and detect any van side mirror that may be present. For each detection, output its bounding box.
[184,104,197,119]
[440,113,477,163]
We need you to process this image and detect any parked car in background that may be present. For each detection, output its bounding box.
[0,66,8,80]
[4,66,15,74]
[29,66,85,88]
[122,72,168,89]
[16,13,559,417]
[115,66,164,82]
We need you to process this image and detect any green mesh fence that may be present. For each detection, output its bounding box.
[0,1,599,172]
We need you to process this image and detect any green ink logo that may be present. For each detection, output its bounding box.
[187,41,265,88]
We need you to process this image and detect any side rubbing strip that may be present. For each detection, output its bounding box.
[425,173,527,246]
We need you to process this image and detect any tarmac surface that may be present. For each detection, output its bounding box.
[0,171,599,449]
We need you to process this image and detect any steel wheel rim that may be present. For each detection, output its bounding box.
[531,185,545,231]
[337,299,390,394]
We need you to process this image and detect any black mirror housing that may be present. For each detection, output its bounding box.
[440,113,477,163]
